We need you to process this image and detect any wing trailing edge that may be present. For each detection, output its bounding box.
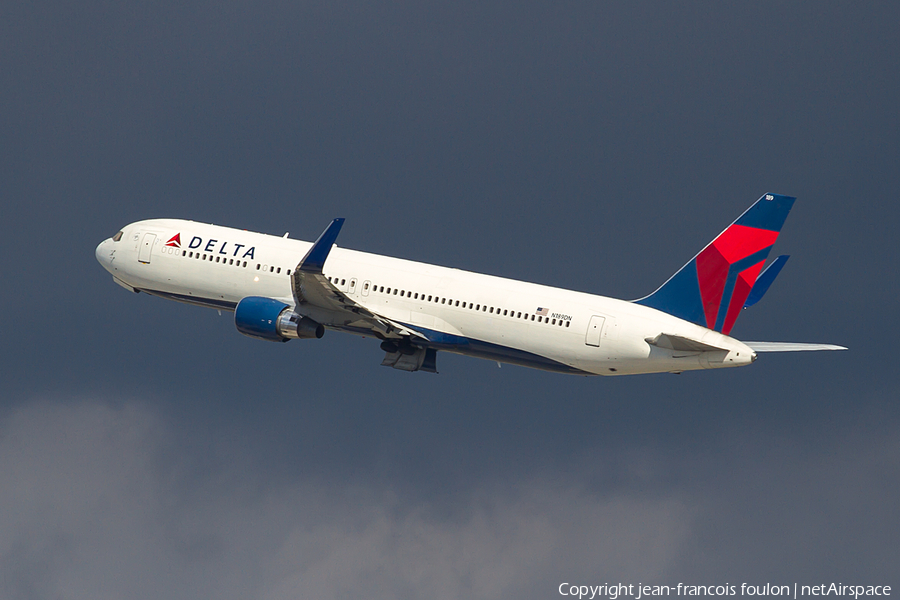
[290,218,429,342]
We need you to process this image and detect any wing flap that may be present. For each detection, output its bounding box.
[291,219,427,341]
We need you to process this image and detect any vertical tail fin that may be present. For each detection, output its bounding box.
[743,254,789,309]
[635,193,795,335]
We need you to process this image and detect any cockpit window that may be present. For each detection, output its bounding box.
[112,230,123,242]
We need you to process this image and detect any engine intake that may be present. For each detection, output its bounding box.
[234,296,324,342]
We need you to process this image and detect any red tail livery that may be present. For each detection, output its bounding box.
[636,193,795,334]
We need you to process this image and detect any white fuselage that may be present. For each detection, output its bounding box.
[95,219,755,375]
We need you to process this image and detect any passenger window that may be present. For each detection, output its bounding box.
[243,261,247,267]
[503,310,508,316]
[531,315,535,321]
[393,289,398,295]
[455,300,459,307]
[476,304,480,310]
[517,312,522,318]
[277,267,281,274]
[565,321,570,327]
[552,318,556,325]
[441,298,446,304]
[257,264,261,270]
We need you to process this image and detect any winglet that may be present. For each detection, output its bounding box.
[743,255,789,309]
[298,218,345,273]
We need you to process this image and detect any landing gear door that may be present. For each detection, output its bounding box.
[585,315,606,347]
[138,233,156,264]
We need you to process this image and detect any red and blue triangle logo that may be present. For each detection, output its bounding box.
[165,233,181,248]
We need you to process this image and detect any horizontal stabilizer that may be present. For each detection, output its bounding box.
[745,342,847,352]
[646,333,728,353]
[743,255,789,308]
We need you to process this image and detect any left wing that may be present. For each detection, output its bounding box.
[291,219,427,341]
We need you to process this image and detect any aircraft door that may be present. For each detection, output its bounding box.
[138,233,156,264]
[349,278,357,294]
[585,315,606,347]
[361,280,371,297]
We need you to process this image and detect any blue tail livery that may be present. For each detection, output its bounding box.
[635,193,795,335]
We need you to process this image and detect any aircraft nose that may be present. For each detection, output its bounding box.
[95,239,111,269]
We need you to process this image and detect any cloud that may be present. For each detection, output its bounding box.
[0,398,691,600]
[1,397,897,600]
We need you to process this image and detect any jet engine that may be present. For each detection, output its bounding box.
[234,296,324,342]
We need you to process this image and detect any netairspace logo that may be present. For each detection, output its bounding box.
[558,583,892,600]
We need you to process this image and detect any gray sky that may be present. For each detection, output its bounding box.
[1,2,898,598]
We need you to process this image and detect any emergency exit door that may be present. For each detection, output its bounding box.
[585,315,606,347]
[138,233,156,264]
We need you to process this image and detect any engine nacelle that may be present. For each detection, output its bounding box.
[234,296,324,342]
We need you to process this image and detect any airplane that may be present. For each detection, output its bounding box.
[95,193,845,376]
